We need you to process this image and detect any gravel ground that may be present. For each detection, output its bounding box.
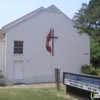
[0,82,64,88]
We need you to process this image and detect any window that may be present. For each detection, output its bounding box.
[14,41,23,54]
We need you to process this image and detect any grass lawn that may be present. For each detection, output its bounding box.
[0,86,77,100]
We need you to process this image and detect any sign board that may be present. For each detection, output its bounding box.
[63,72,100,93]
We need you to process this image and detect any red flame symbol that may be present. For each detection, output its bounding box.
[46,29,52,53]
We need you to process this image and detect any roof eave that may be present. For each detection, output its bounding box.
[3,6,45,30]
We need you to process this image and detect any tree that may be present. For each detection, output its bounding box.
[72,0,100,67]
[72,3,88,34]
[72,0,100,41]
[90,39,100,67]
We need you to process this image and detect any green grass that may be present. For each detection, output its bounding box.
[0,86,76,100]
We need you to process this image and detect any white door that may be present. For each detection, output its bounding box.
[14,61,23,80]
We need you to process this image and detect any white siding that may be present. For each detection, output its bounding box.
[0,41,5,76]
[5,11,90,84]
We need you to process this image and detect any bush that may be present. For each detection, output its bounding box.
[81,64,100,76]
[0,70,4,79]
[81,64,94,74]
[94,68,100,76]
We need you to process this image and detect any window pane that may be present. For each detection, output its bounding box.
[14,41,23,54]
[14,44,23,47]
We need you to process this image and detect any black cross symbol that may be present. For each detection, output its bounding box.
[49,29,58,56]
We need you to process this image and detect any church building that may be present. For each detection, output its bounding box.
[0,5,90,84]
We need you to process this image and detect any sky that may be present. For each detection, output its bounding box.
[0,0,90,28]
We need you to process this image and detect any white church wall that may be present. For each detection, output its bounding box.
[5,10,90,84]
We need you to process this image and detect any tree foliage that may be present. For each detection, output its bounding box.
[72,0,100,41]
[72,0,100,67]
[90,39,100,67]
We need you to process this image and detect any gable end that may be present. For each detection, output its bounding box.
[46,5,60,13]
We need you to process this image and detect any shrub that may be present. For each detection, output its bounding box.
[0,70,4,79]
[81,64,100,76]
[94,68,100,76]
[91,69,98,75]
[81,64,95,74]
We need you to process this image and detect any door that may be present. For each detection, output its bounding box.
[14,61,23,83]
